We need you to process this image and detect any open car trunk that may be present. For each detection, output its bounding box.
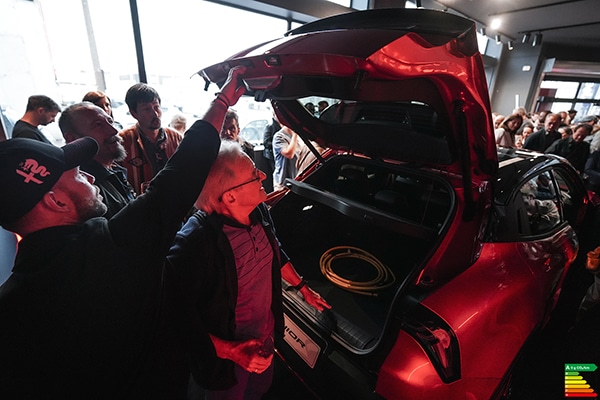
[269,154,455,353]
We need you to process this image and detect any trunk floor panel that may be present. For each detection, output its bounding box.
[272,193,435,349]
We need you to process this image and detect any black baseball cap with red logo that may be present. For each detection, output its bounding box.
[0,137,98,226]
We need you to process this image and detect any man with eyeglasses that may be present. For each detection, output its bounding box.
[167,141,330,399]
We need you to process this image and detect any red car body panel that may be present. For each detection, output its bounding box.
[377,226,578,399]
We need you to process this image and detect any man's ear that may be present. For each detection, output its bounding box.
[35,107,47,119]
[221,191,236,205]
[42,191,70,213]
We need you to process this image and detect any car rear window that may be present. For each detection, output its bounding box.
[318,100,446,140]
[273,76,456,166]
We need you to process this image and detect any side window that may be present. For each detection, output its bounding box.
[519,171,562,235]
[553,168,584,225]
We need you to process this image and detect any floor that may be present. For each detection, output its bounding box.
[263,358,318,400]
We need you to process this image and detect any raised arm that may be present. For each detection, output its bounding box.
[281,130,298,159]
[203,66,247,132]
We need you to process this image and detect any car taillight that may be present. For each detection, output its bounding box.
[402,304,461,383]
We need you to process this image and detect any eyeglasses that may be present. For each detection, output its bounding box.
[220,167,262,199]
[224,176,261,192]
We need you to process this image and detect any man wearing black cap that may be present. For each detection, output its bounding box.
[0,66,246,398]
[546,123,592,173]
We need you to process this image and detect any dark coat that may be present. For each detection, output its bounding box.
[80,160,135,218]
[0,120,220,399]
[546,137,590,172]
[11,120,52,144]
[167,203,288,390]
[523,128,561,152]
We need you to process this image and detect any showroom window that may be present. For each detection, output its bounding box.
[0,0,295,143]
[537,78,600,118]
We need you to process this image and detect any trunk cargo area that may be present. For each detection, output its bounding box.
[269,156,453,352]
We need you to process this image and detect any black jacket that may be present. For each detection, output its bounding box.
[0,120,220,399]
[11,120,52,144]
[546,137,590,172]
[80,160,135,218]
[167,203,287,389]
[585,150,600,192]
[523,128,561,152]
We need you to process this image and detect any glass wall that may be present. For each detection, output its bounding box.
[135,0,289,129]
[0,0,297,143]
[538,78,600,119]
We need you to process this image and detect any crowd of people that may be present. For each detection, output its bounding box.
[8,95,327,201]
[493,107,600,186]
[0,67,331,399]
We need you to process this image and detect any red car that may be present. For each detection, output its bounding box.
[199,9,594,400]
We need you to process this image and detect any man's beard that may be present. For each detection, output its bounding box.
[71,188,108,220]
[111,142,127,163]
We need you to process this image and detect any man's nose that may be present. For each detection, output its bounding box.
[83,171,95,184]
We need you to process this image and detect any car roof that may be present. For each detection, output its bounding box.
[494,148,567,204]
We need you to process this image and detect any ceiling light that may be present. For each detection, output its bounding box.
[522,33,531,43]
[478,26,486,36]
[507,40,514,50]
[532,33,543,46]
[495,34,501,44]
[490,18,501,30]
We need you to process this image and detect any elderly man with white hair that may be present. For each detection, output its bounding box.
[168,140,330,399]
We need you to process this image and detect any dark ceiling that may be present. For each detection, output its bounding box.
[233,0,600,64]
[434,0,600,50]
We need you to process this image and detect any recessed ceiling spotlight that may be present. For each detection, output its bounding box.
[490,18,502,30]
